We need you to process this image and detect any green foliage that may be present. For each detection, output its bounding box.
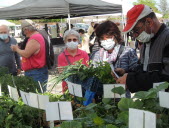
[0,95,44,128]
[60,121,83,128]
[69,83,169,128]
[33,19,65,23]
[118,98,135,111]
[51,61,115,91]
[0,74,39,95]
[158,0,169,18]
[112,87,125,96]
[8,19,66,25]
[133,0,160,13]
[0,66,39,94]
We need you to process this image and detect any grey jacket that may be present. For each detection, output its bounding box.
[127,24,169,92]
[0,37,21,75]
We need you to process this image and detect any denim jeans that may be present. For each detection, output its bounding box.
[25,67,48,92]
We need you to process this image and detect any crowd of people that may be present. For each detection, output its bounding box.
[0,4,169,103]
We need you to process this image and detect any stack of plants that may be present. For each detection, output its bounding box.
[0,67,39,94]
[0,63,169,128]
[51,62,169,128]
[57,82,169,128]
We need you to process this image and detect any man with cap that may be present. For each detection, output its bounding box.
[116,4,169,92]
[11,19,48,91]
[0,24,21,75]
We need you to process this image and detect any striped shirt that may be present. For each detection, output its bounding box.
[92,45,138,72]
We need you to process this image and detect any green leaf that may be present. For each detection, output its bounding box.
[93,116,105,126]
[133,91,156,100]
[117,111,129,125]
[112,87,125,96]
[85,103,97,110]
[104,104,113,110]
[155,82,169,92]
[132,99,143,109]
[106,124,118,128]
[60,121,82,128]
[102,98,112,104]
[118,98,135,111]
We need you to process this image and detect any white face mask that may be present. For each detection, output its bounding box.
[136,31,154,43]
[66,41,78,50]
[0,34,8,40]
[100,39,116,50]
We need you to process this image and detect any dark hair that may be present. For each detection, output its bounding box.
[95,20,121,43]
[138,12,156,23]
[78,29,85,34]
[93,23,99,29]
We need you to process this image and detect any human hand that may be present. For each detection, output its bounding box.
[17,69,22,75]
[114,68,125,76]
[10,44,19,52]
[116,73,128,84]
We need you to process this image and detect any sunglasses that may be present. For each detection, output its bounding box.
[67,38,78,42]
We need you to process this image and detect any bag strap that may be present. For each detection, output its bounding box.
[113,45,124,66]
[63,51,71,65]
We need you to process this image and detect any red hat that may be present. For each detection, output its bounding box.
[123,4,153,33]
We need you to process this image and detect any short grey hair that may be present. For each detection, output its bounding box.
[63,29,80,42]
[24,25,37,32]
[0,25,9,31]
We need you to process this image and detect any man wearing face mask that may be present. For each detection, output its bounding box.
[0,25,21,76]
[10,19,48,92]
[117,4,169,92]
[57,29,89,92]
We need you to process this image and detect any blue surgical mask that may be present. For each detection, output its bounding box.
[0,34,8,40]
[66,41,78,50]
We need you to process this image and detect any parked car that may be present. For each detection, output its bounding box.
[73,23,89,33]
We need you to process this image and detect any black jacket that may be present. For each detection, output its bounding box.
[127,24,169,93]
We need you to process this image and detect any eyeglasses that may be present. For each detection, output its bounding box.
[131,23,144,35]
[67,38,78,42]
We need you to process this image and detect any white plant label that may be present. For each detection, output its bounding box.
[29,92,49,110]
[103,84,125,98]
[46,102,73,121]
[144,111,156,128]
[159,91,169,109]
[8,85,19,101]
[20,90,30,105]
[129,108,144,128]
[129,108,156,128]
[38,94,49,110]
[67,81,83,97]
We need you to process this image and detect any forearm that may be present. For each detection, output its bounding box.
[15,48,31,58]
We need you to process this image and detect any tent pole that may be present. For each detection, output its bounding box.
[121,0,127,46]
[68,13,71,30]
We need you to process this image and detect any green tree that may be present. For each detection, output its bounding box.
[133,0,159,13]
[158,0,169,18]
[8,19,65,25]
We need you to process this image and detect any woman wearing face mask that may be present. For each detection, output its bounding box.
[92,21,138,97]
[92,21,138,75]
[57,29,89,92]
